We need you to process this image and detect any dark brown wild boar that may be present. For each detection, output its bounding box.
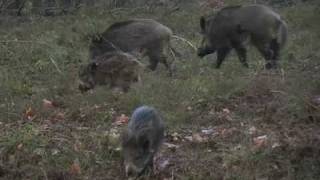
[89,19,177,74]
[78,51,143,93]
[198,5,287,69]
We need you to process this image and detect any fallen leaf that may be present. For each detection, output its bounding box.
[192,133,208,143]
[42,99,54,109]
[51,149,60,155]
[201,128,214,135]
[24,107,36,120]
[272,142,280,149]
[220,128,237,138]
[184,136,193,141]
[185,133,209,143]
[220,128,228,137]
[222,108,230,114]
[93,104,101,110]
[17,143,23,150]
[114,114,129,125]
[170,132,180,141]
[69,160,81,175]
[54,112,65,121]
[73,141,82,152]
[249,126,257,135]
[172,132,179,137]
[253,135,268,149]
[163,142,179,150]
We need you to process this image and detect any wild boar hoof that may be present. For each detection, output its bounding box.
[265,62,273,70]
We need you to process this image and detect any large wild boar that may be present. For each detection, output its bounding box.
[198,5,287,69]
[90,19,176,73]
[122,106,165,179]
[78,51,143,92]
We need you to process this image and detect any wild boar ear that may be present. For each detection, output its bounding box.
[200,16,206,32]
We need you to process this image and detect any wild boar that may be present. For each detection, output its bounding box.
[78,51,143,92]
[122,106,165,179]
[89,19,176,74]
[198,5,287,69]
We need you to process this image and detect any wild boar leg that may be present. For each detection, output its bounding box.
[159,54,173,75]
[147,52,160,71]
[255,42,274,69]
[216,47,231,68]
[234,45,249,68]
[148,51,172,74]
[270,38,280,68]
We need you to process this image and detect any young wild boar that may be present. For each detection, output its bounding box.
[90,19,176,74]
[122,106,165,179]
[78,51,143,93]
[198,5,287,69]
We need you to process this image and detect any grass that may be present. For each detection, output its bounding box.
[0,0,320,179]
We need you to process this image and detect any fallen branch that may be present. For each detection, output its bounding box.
[172,35,197,52]
[49,56,63,75]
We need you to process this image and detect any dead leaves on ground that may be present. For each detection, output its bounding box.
[22,99,65,123]
[253,135,268,149]
[23,106,36,120]
[69,159,81,176]
[114,114,129,125]
[166,125,281,153]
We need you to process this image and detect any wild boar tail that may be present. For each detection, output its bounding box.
[278,20,288,48]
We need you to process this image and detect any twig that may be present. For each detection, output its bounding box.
[270,90,287,95]
[169,47,177,62]
[49,56,63,75]
[172,35,197,52]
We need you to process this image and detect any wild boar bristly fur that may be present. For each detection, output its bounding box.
[198,5,288,69]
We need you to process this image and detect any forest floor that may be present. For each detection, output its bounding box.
[0,1,320,179]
